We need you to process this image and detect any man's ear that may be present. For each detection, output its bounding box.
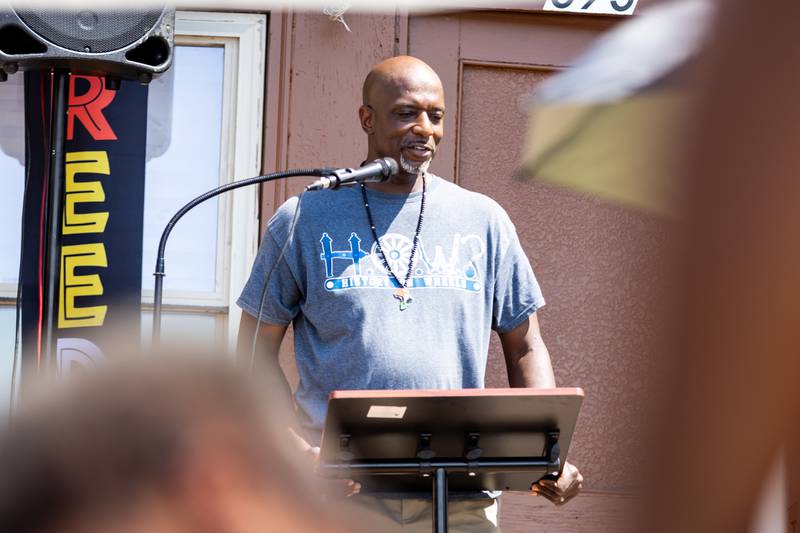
[358,105,374,134]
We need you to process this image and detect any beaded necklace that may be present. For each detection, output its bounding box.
[360,174,426,311]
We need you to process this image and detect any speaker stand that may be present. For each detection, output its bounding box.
[41,69,70,373]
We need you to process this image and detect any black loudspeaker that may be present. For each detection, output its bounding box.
[0,6,174,84]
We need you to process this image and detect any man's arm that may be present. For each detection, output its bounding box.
[236,312,310,451]
[237,312,361,496]
[237,311,290,392]
[499,312,555,388]
[498,313,583,505]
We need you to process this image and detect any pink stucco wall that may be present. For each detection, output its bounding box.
[456,63,675,531]
[261,11,405,217]
[457,63,675,493]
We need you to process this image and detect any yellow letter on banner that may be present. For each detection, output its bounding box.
[63,151,110,234]
[59,243,108,328]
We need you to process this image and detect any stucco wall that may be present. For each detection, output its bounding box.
[261,10,406,216]
[458,64,675,493]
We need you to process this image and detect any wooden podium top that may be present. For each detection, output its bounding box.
[329,387,584,399]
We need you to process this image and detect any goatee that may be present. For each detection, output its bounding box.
[400,153,431,176]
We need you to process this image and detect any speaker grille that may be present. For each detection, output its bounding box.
[13,9,164,54]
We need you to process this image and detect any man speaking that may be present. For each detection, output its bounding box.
[237,56,582,531]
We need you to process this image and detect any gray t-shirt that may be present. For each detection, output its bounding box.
[237,174,545,445]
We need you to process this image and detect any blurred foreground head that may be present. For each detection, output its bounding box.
[0,354,365,533]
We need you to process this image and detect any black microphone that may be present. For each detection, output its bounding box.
[305,157,398,191]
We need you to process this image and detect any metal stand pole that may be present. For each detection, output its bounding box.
[432,467,448,533]
[322,433,561,533]
[42,69,70,374]
[323,429,563,533]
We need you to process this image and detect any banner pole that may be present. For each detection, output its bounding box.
[42,69,70,375]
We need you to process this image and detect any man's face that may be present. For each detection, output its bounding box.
[362,73,445,177]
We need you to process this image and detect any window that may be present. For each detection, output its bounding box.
[0,72,24,297]
[0,11,267,413]
[0,72,25,415]
[141,12,267,349]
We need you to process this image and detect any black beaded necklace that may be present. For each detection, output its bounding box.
[360,174,426,311]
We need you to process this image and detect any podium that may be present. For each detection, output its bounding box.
[319,388,583,533]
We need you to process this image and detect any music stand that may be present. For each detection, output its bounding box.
[319,388,583,533]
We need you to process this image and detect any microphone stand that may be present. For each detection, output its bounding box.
[152,167,334,346]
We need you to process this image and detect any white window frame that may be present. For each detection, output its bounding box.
[140,11,266,345]
[0,74,25,301]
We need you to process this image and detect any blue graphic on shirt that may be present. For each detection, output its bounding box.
[320,232,369,277]
[320,232,484,293]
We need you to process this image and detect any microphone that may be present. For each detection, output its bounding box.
[305,157,398,191]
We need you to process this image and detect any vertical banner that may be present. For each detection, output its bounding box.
[21,72,148,382]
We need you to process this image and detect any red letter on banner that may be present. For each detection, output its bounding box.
[67,76,118,141]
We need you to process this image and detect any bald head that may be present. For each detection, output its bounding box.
[362,56,443,106]
[359,56,445,188]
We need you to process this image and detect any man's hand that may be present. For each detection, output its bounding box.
[305,445,362,498]
[290,430,361,498]
[531,461,582,506]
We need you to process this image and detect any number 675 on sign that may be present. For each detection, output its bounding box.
[543,0,638,16]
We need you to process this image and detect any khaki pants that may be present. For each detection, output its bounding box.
[353,495,501,533]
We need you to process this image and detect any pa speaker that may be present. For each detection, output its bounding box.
[0,7,174,84]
